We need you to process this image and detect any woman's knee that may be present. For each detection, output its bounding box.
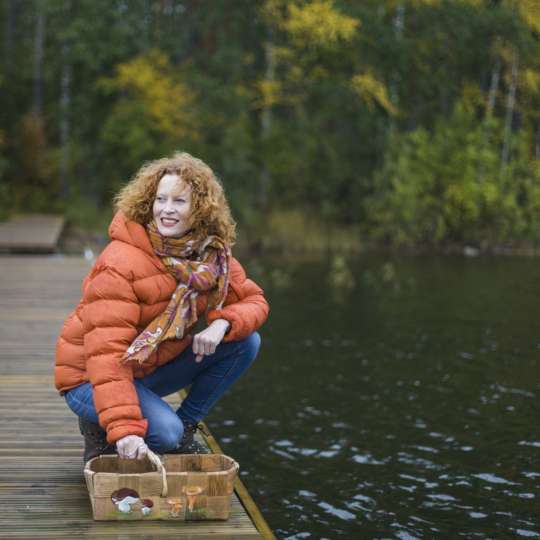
[239,331,261,363]
[64,383,99,423]
[148,413,183,452]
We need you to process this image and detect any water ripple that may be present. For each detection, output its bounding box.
[514,529,540,538]
[518,440,540,448]
[473,473,519,486]
[352,452,389,465]
[469,512,488,519]
[317,501,356,521]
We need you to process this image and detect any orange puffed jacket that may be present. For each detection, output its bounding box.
[54,211,270,444]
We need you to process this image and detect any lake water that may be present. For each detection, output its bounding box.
[206,253,540,539]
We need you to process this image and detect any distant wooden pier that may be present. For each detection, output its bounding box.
[0,214,65,253]
[0,255,275,539]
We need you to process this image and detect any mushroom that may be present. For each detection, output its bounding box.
[166,498,184,517]
[183,485,203,512]
[141,498,154,516]
[111,488,140,514]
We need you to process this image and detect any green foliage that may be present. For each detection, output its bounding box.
[260,208,363,253]
[62,195,113,233]
[0,0,540,250]
[98,49,199,189]
[365,101,540,246]
[11,112,60,213]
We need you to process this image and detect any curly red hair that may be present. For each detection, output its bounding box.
[114,152,236,245]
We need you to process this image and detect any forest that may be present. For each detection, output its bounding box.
[1,0,540,251]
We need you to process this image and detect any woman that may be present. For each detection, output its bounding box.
[54,152,269,462]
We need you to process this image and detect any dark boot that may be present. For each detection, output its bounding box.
[78,417,115,463]
[169,422,209,454]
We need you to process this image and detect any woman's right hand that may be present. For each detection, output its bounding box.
[116,435,148,460]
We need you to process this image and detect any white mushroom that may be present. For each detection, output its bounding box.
[117,496,139,513]
[111,488,141,514]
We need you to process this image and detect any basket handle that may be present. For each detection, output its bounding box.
[146,449,168,498]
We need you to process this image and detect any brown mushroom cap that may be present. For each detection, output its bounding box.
[141,498,154,508]
[111,488,139,503]
[184,485,203,496]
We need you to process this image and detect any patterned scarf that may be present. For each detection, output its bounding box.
[122,219,231,365]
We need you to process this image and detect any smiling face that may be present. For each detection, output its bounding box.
[152,173,193,238]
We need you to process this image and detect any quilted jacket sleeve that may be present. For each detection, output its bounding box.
[206,257,269,342]
[81,265,147,444]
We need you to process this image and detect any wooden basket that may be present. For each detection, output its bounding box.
[83,450,239,521]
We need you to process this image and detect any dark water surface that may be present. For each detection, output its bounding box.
[206,254,540,539]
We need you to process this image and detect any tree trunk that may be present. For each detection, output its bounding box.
[477,52,501,183]
[258,33,275,211]
[535,122,540,161]
[486,56,501,118]
[3,0,15,78]
[2,0,16,126]
[389,3,404,110]
[59,36,72,199]
[144,0,152,49]
[33,1,46,116]
[500,48,519,169]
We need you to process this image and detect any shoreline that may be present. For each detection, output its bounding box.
[58,224,540,258]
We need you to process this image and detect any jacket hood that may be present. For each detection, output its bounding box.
[108,210,154,256]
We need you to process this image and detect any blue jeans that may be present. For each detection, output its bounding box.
[65,332,261,453]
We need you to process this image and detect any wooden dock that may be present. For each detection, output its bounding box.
[0,214,65,253]
[0,255,274,539]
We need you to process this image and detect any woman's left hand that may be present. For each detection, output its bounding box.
[192,319,230,362]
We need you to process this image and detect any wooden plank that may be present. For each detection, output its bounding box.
[0,256,264,538]
[0,215,65,252]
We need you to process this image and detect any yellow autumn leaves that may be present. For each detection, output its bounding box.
[100,49,198,145]
[255,0,395,115]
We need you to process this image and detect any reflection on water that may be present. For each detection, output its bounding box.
[207,254,540,539]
